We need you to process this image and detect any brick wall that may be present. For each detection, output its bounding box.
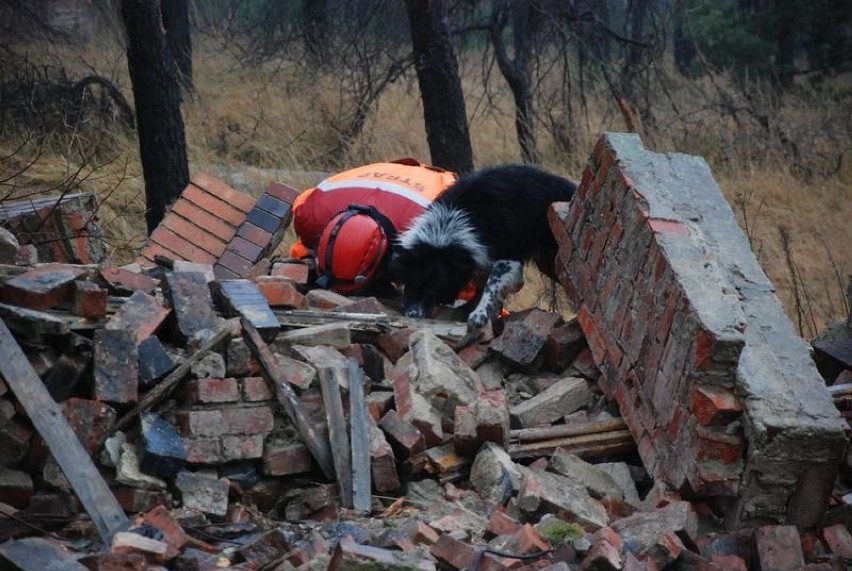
[550,133,848,527]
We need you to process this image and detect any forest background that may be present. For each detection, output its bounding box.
[1,0,851,338]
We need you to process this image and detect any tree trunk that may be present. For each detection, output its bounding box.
[404,0,474,174]
[122,0,189,234]
[160,0,193,93]
[490,0,542,164]
[673,0,696,76]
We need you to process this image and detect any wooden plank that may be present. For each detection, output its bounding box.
[106,326,232,439]
[0,320,128,543]
[273,309,468,342]
[241,318,335,479]
[348,359,371,513]
[508,429,636,460]
[318,364,353,508]
[510,418,627,443]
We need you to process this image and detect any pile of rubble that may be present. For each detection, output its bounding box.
[1,134,852,570]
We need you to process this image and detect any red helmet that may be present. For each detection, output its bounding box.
[315,205,396,294]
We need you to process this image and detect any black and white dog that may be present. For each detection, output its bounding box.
[391,164,577,332]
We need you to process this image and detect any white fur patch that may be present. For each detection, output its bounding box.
[398,203,490,268]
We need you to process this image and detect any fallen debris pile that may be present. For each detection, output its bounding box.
[0,258,848,570]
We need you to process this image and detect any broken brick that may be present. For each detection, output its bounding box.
[270,261,310,287]
[213,279,279,341]
[262,440,314,476]
[71,280,107,319]
[164,271,216,343]
[185,378,240,404]
[255,275,308,308]
[370,422,401,493]
[92,328,139,405]
[379,410,425,457]
[106,290,171,344]
[100,265,158,295]
[690,385,743,426]
[137,336,176,388]
[1,263,87,310]
[62,397,117,456]
[139,413,186,479]
[754,525,804,571]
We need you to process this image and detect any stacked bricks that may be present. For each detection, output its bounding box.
[137,173,256,268]
[0,192,109,264]
[176,377,276,464]
[213,181,300,279]
[550,132,848,527]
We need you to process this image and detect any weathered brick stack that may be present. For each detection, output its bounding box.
[136,174,298,278]
[549,132,849,527]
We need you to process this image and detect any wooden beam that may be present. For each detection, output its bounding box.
[510,418,627,443]
[0,320,128,543]
[508,429,636,460]
[273,309,468,342]
[241,318,335,479]
[348,359,372,513]
[318,365,352,508]
[106,326,232,439]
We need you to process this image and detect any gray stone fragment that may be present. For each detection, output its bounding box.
[470,442,523,504]
[175,470,229,516]
[509,376,592,428]
[549,449,624,502]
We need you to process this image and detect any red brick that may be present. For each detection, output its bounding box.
[690,386,742,426]
[212,263,241,279]
[270,262,310,285]
[62,398,117,455]
[453,404,477,456]
[106,290,171,344]
[305,288,352,309]
[177,405,275,437]
[365,391,394,422]
[138,505,189,561]
[100,266,156,296]
[822,524,852,558]
[240,376,274,401]
[369,422,400,492]
[379,410,424,457]
[709,554,748,571]
[236,222,273,249]
[181,185,247,228]
[377,329,415,363]
[226,235,263,262]
[185,378,240,404]
[754,525,804,571]
[221,434,265,460]
[266,180,300,204]
[648,218,690,236]
[431,534,478,570]
[72,280,107,319]
[162,212,226,257]
[239,528,294,568]
[263,440,314,475]
[487,509,522,537]
[183,436,223,464]
[216,249,253,276]
[255,276,308,308]
[171,198,237,241]
[151,225,219,264]
[1,263,87,310]
[190,173,256,213]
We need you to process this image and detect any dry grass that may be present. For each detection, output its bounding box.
[2,34,850,335]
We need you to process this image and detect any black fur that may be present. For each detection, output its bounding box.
[391,164,577,324]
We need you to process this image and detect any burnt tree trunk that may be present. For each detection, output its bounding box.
[404,0,474,174]
[490,0,542,165]
[122,0,189,233]
[160,0,193,93]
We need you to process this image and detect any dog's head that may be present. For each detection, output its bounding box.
[390,204,490,318]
